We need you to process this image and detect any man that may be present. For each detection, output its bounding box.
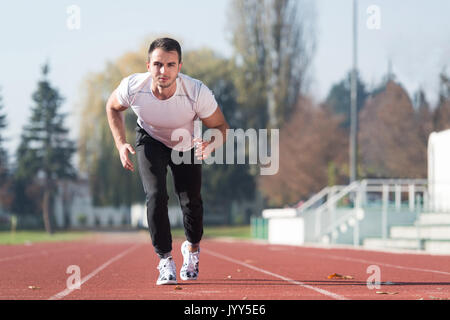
[106,38,229,285]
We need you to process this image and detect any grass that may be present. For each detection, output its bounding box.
[0,225,252,245]
[0,231,92,245]
[171,225,251,240]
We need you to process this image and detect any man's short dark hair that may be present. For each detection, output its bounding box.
[148,38,182,63]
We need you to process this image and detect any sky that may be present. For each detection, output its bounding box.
[0,0,449,160]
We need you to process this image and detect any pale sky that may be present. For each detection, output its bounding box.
[0,0,449,160]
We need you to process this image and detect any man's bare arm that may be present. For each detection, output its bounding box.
[106,89,135,171]
[195,106,229,160]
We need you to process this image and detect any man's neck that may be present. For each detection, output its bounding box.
[152,81,177,100]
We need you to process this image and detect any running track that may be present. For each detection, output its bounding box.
[0,232,449,300]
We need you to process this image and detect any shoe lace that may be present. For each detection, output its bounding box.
[158,257,175,278]
[186,251,199,273]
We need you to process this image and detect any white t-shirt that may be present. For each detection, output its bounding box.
[116,72,218,151]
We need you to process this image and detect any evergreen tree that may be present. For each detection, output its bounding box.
[0,87,10,213]
[433,70,450,132]
[413,89,433,163]
[15,63,76,233]
[0,87,7,181]
[324,71,369,128]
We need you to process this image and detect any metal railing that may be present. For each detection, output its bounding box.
[297,179,428,246]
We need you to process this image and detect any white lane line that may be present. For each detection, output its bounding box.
[308,253,450,276]
[202,248,350,300]
[48,243,142,300]
[0,251,53,263]
[0,244,98,263]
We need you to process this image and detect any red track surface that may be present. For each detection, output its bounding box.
[1,232,449,300]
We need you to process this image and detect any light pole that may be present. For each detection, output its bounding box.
[350,0,358,183]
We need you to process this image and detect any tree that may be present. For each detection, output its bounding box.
[433,70,450,132]
[0,87,11,212]
[78,44,257,221]
[77,41,149,207]
[14,63,76,233]
[259,97,347,206]
[413,88,433,176]
[228,0,316,129]
[0,87,7,182]
[324,71,369,128]
[358,80,425,178]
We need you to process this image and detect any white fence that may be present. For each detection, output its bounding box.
[263,179,430,246]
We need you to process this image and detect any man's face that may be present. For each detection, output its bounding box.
[147,48,182,89]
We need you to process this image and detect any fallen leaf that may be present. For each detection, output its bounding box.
[237,269,241,273]
[328,273,354,280]
[28,286,40,290]
[174,285,182,290]
[242,296,248,300]
[376,291,398,295]
[227,275,232,279]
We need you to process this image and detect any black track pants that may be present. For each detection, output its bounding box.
[135,126,203,257]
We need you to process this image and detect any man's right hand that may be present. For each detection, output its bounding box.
[106,89,135,172]
[119,143,136,171]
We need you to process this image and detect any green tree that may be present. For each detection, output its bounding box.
[0,87,7,182]
[77,42,147,207]
[0,87,11,212]
[78,44,257,221]
[324,71,369,128]
[14,64,76,233]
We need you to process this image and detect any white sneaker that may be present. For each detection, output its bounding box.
[180,241,200,281]
[156,256,177,285]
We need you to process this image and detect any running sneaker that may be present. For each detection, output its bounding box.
[180,240,200,280]
[156,256,177,285]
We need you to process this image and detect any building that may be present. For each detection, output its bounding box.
[53,179,130,229]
